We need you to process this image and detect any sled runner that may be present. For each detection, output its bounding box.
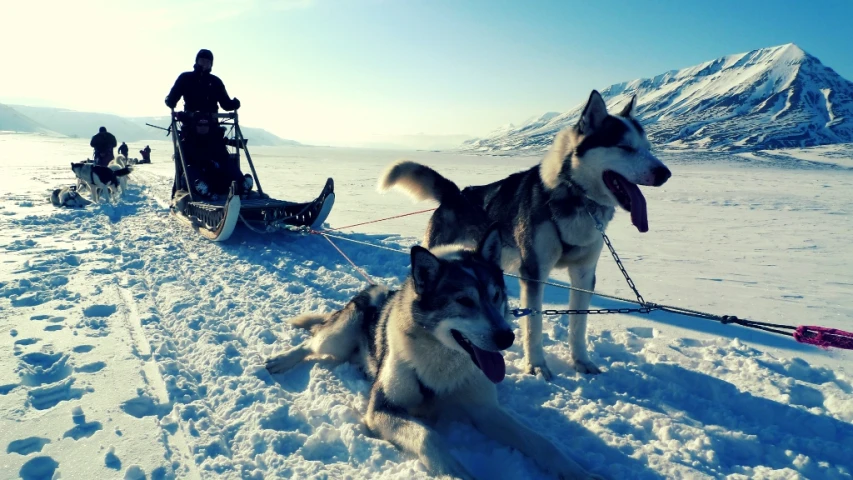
[164,111,335,242]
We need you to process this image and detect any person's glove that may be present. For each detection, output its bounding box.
[165,96,176,109]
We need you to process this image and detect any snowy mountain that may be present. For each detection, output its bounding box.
[463,44,853,153]
[3,104,300,147]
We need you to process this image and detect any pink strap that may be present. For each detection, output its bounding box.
[794,326,853,350]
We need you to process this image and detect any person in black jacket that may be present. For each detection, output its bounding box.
[90,126,117,167]
[165,49,250,197]
[139,145,151,163]
[165,49,240,113]
[118,142,129,158]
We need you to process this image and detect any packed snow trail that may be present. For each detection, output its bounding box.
[1,136,852,479]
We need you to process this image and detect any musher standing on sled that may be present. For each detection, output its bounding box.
[165,48,253,198]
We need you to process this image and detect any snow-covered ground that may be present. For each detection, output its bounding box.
[1,132,851,480]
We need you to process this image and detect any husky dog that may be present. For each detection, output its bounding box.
[70,161,131,203]
[266,228,601,480]
[111,154,128,168]
[49,186,91,208]
[109,155,130,194]
[379,90,671,380]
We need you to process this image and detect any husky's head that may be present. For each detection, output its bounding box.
[409,227,514,383]
[540,90,671,232]
[50,188,62,206]
[70,162,85,176]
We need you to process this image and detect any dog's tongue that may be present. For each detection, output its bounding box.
[471,344,506,383]
[617,176,648,233]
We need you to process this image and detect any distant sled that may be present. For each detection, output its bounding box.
[158,111,335,242]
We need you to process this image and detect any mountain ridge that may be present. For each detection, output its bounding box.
[463,43,853,153]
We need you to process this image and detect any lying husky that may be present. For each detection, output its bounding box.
[49,186,91,208]
[266,228,601,480]
[379,90,671,380]
[71,162,131,203]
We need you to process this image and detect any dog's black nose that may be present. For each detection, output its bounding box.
[652,166,671,186]
[493,329,515,350]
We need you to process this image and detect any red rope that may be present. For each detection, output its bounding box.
[305,207,437,286]
[315,232,376,285]
[325,208,436,231]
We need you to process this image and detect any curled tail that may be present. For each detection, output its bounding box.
[377,160,461,204]
[289,313,329,331]
[114,167,132,177]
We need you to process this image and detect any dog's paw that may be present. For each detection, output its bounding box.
[265,356,289,374]
[572,358,602,375]
[527,362,554,381]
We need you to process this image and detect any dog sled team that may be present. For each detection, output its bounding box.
[268,90,671,479]
[46,46,675,479]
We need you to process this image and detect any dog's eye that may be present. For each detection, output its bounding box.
[456,297,476,309]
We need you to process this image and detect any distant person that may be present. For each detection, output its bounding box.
[90,126,117,167]
[165,49,251,197]
[118,141,129,158]
[140,145,151,163]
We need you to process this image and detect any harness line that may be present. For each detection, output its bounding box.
[306,208,853,351]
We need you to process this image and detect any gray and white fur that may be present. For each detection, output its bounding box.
[266,228,602,480]
[379,90,671,380]
[49,186,91,208]
[70,161,131,203]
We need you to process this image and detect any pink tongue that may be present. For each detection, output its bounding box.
[471,344,506,383]
[617,177,648,233]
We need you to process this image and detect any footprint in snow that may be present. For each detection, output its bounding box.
[63,406,103,440]
[6,436,51,455]
[19,456,59,480]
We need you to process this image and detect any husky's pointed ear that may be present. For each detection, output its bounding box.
[577,90,608,134]
[619,94,637,118]
[411,245,441,295]
[477,224,502,266]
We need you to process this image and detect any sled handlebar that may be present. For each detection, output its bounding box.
[171,111,237,121]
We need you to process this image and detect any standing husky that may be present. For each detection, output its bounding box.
[109,155,131,195]
[379,90,671,380]
[70,161,131,203]
[266,228,601,480]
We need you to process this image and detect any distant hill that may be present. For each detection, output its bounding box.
[0,104,300,147]
[0,104,57,135]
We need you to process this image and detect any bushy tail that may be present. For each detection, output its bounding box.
[289,313,328,330]
[49,189,61,207]
[377,160,461,204]
[114,167,132,177]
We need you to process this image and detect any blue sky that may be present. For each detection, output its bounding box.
[1,0,851,147]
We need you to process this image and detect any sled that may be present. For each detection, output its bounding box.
[164,111,335,242]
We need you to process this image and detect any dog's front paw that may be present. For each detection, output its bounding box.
[572,358,601,375]
[526,361,554,381]
[265,355,292,374]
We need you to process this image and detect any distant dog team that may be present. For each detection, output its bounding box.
[69,159,132,204]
